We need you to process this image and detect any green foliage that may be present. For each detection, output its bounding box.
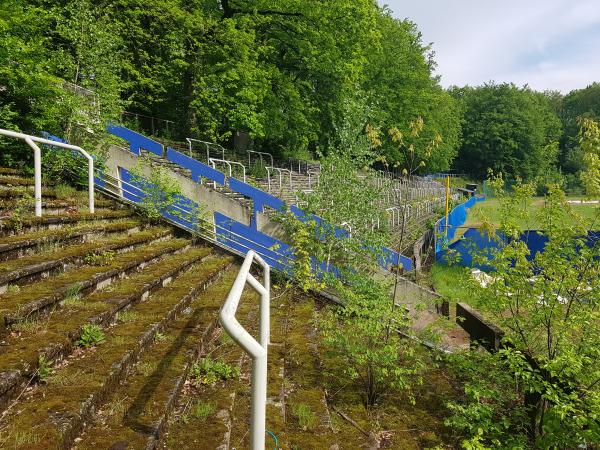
[36,355,53,381]
[579,117,600,197]
[292,403,317,430]
[84,250,115,266]
[452,83,562,182]
[8,190,33,232]
[446,179,600,448]
[191,357,239,386]
[445,351,529,449]
[53,184,78,200]
[77,324,106,348]
[556,82,600,176]
[385,116,441,176]
[130,159,183,222]
[320,273,424,407]
[276,148,424,408]
[184,401,216,423]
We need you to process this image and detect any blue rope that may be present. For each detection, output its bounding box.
[266,430,279,449]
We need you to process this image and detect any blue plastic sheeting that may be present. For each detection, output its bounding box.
[438,228,600,269]
[435,196,486,255]
[107,124,163,157]
[166,147,225,186]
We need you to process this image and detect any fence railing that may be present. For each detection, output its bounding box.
[266,167,292,193]
[209,158,246,185]
[0,129,95,216]
[219,250,270,450]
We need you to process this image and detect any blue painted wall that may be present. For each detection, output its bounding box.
[107,125,412,272]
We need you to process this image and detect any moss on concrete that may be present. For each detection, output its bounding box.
[0,254,233,449]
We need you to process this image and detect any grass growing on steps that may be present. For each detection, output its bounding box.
[74,263,242,450]
[0,255,233,449]
[0,237,191,328]
[0,244,209,379]
[0,226,172,280]
[157,275,261,450]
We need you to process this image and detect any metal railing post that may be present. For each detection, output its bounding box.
[219,251,270,450]
[0,129,95,216]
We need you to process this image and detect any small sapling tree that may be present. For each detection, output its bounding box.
[445,173,600,448]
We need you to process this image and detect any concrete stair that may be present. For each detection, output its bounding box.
[0,170,241,449]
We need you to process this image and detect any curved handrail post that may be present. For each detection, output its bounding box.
[219,251,270,450]
[0,128,94,216]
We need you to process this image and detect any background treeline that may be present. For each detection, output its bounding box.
[1,0,599,187]
[0,0,459,170]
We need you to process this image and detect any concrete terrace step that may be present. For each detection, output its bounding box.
[0,198,114,215]
[0,209,136,236]
[0,168,24,176]
[158,277,260,449]
[0,219,143,262]
[0,255,234,449]
[0,176,37,187]
[0,237,191,331]
[0,246,216,412]
[0,226,173,290]
[73,265,242,450]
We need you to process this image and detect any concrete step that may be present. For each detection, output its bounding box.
[0,219,143,262]
[74,265,244,449]
[0,254,234,449]
[0,226,173,290]
[0,236,191,331]
[0,209,136,237]
[157,278,260,449]
[0,245,213,411]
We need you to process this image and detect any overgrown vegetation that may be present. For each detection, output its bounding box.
[191,357,239,386]
[441,172,600,448]
[77,324,106,348]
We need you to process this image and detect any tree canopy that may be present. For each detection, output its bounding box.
[0,0,460,171]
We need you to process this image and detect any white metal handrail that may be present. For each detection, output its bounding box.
[186,138,225,162]
[247,150,273,168]
[219,251,270,450]
[209,158,247,188]
[0,128,94,217]
[266,167,292,193]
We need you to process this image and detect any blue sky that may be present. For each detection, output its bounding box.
[382,0,600,93]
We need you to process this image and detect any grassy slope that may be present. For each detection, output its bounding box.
[464,197,600,229]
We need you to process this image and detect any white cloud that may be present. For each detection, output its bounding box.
[381,0,600,92]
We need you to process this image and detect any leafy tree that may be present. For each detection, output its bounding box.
[451,83,562,182]
[445,178,600,448]
[579,117,600,197]
[557,83,600,175]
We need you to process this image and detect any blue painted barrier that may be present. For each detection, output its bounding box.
[166,147,225,186]
[108,124,163,157]
[104,125,412,273]
[435,195,487,256]
[438,227,600,269]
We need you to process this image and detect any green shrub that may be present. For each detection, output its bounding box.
[37,355,52,381]
[191,357,239,385]
[77,324,105,347]
[84,250,115,266]
[188,401,216,422]
[53,183,77,200]
[293,403,317,430]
